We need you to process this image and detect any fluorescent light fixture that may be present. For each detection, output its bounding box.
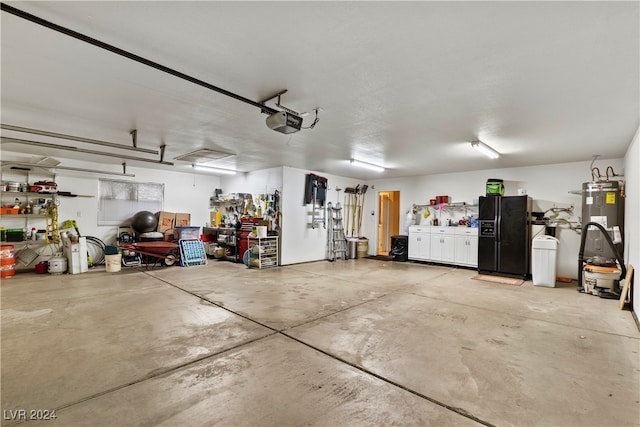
[471,140,500,159]
[192,164,237,175]
[350,158,385,172]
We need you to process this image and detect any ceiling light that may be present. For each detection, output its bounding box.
[471,141,500,159]
[350,158,385,172]
[192,164,237,175]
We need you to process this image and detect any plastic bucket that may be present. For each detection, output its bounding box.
[105,254,122,272]
[0,245,15,259]
[0,245,16,278]
[356,238,369,258]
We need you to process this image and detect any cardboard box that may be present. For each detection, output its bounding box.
[175,213,191,227]
[63,236,88,274]
[157,211,175,233]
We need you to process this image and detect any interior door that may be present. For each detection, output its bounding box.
[377,191,400,256]
[378,193,391,253]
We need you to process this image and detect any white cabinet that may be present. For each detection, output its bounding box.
[409,226,478,268]
[454,228,478,267]
[430,227,455,263]
[408,226,430,261]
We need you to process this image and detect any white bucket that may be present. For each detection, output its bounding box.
[256,226,267,238]
[583,269,620,291]
[105,253,122,272]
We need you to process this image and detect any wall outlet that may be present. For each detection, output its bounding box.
[77,211,82,217]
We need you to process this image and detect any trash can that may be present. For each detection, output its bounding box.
[347,238,358,259]
[532,235,559,287]
[390,235,408,262]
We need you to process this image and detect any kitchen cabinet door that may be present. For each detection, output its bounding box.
[467,236,478,267]
[455,236,479,267]
[431,229,455,263]
[441,235,455,263]
[408,230,429,260]
[455,235,469,265]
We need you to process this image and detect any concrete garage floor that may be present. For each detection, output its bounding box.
[1,259,639,427]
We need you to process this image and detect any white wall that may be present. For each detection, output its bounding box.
[624,125,639,319]
[280,166,363,265]
[1,154,221,246]
[365,159,625,279]
[220,167,283,195]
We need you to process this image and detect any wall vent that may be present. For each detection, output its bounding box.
[174,149,234,163]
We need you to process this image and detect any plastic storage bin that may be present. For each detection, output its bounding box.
[174,226,201,240]
[532,235,559,287]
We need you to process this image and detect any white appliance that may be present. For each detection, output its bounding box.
[63,236,88,274]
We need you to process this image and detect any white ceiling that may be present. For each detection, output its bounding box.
[1,1,638,179]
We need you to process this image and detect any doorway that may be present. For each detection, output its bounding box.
[377,191,400,255]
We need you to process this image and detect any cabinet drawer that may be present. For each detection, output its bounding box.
[432,227,453,234]
[409,226,429,233]
[454,227,478,236]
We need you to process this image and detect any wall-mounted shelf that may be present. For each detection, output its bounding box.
[416,202,477,209]
[0,214,48,219]
[0,239,51,246]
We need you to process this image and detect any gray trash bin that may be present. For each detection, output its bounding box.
[347,238,358,259]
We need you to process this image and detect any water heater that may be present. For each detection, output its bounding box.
[581,180,624,262]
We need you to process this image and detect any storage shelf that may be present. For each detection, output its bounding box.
[203,226,241,262]
[0,214,48,218]
[0,240,52,246]
[415,202,477,209]
[246,236,278,269]
[1,191,56,196]
[1,191,91,198]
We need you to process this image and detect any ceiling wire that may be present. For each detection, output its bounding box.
[302,109,320,129]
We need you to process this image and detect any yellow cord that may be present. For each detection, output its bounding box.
[45,201,60,244]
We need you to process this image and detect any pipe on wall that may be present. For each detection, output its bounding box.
[0,136,174,166]
[1,124,158,155]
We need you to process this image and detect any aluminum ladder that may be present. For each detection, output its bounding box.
[327,202,347,261]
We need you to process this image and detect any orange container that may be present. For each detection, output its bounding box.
[0,245,15,259]
[0,257,15,266]
[0,263,16,278]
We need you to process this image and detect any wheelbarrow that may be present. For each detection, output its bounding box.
[118,241,180,269]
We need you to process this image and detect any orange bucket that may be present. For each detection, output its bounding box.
[0,245,16,278]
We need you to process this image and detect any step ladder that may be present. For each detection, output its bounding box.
[327,202,348,261]
[310,182,325,229]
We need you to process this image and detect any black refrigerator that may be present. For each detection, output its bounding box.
[478,195,531,278]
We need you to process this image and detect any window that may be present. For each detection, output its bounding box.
[98,179,163,226]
